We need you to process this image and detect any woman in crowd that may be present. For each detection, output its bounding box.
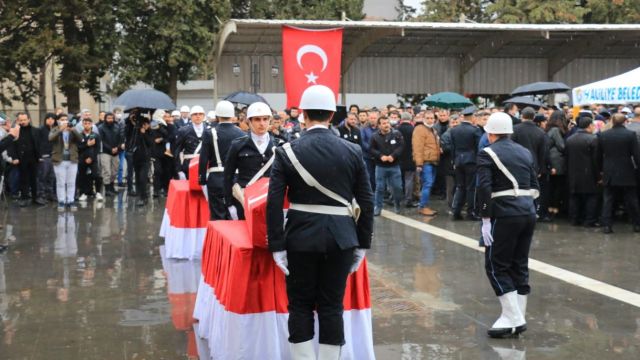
[546,110,568,218]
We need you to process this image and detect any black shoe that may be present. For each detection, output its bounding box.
[465,214,480,221]
[135,199,147,206]
[34,198,47,206]
[18,200,29,208]
[0,244,7,253]
[585,222,601,228]
[129,189,138,197]
[603,226,613,234]
[634,225,640,233]
[537,216,553,223]
[153,192,159,198]
[487,324,527,339]
[373,208,381,217]
[405,201,419,208]
[452,213,463,221]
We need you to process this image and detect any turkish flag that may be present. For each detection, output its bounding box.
[282,26,343,108]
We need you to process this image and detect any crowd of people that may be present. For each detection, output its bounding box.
[2,99,640,233]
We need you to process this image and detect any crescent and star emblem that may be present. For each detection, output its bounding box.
[296,45,328,84]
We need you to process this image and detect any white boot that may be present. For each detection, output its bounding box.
[318,344,341,360]
[488,291,526,338]
[517,294,527,319]
[291,340,316,360]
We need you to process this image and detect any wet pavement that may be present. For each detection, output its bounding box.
[0,196,639,359]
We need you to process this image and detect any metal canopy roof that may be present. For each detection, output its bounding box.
[212,20,640,99]
[217,19,640,59]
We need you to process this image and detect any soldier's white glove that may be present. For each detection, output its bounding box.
[201,185,208,201]
[350,248,366,273]
[272,251,289,276]
[228,206,238,220]
[178,171,186,180]
[481,218,493,247]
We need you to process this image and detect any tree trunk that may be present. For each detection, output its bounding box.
[168,67,178,104]
[66,87,81,115]
[38,62,48,122]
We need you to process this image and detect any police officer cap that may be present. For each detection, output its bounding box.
[190,105,205,115]
[461,106,477,116]
[485,112,513,134]
[215,100,235,118]
[299,85,337,112]
[247,102,272,119]
[180,105,190,113]
[171,110,181,117]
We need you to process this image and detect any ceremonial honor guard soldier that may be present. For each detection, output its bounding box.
[174,105,206,179]
[224,102,283,220]
[476,112,539,338]
[266,85,374,359]
[198,100,245,220]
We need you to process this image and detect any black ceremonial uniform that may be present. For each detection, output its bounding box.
[476,137,538,297]
[450,120,481,218]
[266,127,374,346]
[173,124,204,177]
[199,122,246,220]
[223,133,282,219]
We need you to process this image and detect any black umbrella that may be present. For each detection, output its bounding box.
[503,96,545,110]
[511,81,570,96]
[224,91,269,106]
[113,88,175,111]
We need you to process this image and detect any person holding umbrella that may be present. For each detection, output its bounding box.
[477,112,539,338]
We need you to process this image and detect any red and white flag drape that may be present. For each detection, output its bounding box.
[282,25,343,108]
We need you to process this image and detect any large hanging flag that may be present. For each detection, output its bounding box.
[281,25,343,108]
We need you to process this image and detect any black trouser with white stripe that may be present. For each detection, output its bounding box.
[485,214,536,296]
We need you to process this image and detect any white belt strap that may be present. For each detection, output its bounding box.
[207,166,224,174]
[289,203,351,216]
[247,146,276,186]
[484,147,539,199]
[181,138,203,162]
[211,128,222,168]
[282,143,360,221]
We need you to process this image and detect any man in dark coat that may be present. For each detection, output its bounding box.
[337,112,362,147]
[15,112,45,207]
[511,107,550,221]
[396,112,417,207]
[598,113,640,233]
[450,108,481,220]
[566,117,600,227]
[267,85,373,359]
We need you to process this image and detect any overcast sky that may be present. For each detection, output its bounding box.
[404,0,424,15]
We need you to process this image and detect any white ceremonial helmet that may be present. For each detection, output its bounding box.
[190,105,205,115]
[170,110,181,117]
[180,105,190,113]
[484,112,513,134]
[207,110,216,120]
[215,100,236,118]
[299,85,336,112]
[247,102,272,119]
